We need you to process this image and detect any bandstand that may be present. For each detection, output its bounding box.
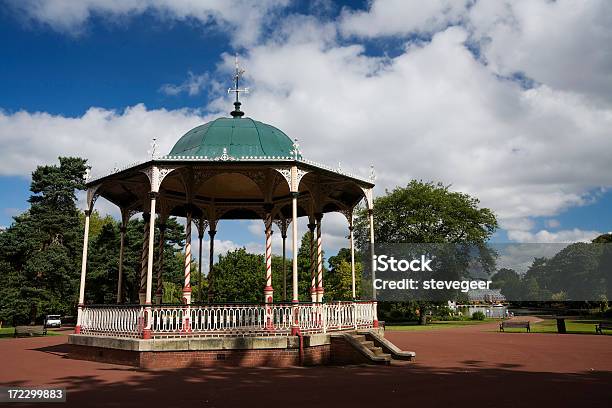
[68,62,414,367]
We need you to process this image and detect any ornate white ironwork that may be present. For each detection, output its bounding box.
[361,187,374,210]
[369,165,376,182]
[141,166,178,193]
[79,301,376,339]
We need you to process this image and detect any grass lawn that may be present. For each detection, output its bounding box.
[0,326,62,339]
[386,319,497,331]
[501,319,611,335]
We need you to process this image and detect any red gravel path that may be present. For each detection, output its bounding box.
[1,322,611,408]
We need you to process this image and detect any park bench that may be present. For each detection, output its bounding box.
[500,321,530,332]
[595,322,612,334]
[14,325,47,337]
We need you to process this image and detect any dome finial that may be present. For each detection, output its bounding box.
[228,54,249,118]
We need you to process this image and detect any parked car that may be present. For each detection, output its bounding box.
[45,314,62,328]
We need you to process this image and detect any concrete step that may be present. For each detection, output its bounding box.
[359,330,416,361]
[370,347,385,356]
[338,333,392,365]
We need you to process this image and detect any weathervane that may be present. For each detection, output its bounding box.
[228,54,249,118]
[149,138,158,159]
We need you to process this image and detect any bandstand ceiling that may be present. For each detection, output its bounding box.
[90,159,373,222]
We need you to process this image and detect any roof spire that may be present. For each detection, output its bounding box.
[228,54,249,118]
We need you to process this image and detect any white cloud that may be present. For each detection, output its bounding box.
[339,0,612,105]
[340,0,470,38]
[469,0,612,105]
[0,104,208,178]
[160,72,209,96]
[6,0,289,45]
[507,228,601,244]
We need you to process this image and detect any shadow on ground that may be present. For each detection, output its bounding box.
[22,349,612,408]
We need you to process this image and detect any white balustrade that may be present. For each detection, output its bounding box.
[80,305,143,338]
[79,301,376,339]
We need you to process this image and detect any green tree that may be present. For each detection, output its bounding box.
[354,180,498,324]
[491,268,523,300]
[327,248,363,300]
[0,157,87,324]
[212,248,265,303]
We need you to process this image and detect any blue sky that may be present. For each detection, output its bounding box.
[1,0,611,254]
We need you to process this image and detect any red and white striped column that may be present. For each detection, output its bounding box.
[308,222,317,302]
[264,212,274,329]
[139,212,151,305]
[316,213,324,303]
[349,223,356,299]
[264,213,274,303]
[182,211,192,332]
[155,223,166,305]
[183,211,192,305]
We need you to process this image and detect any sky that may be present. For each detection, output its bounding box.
[1,0,612,263]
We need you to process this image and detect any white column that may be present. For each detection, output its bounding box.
[75,209,91,334]
[316,214,324,303]
[143,193,156,339]
[291,194,299,303]
[368,208,379,327]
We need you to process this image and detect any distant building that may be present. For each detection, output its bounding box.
[467,288,506,303]
[454,288,508,318]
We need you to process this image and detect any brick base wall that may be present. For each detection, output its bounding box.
[69,344,332,368]
[68,335,374,368]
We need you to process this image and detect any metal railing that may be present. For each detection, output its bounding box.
[79,301,377,339]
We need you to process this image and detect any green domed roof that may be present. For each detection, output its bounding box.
[168,117,298,159]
